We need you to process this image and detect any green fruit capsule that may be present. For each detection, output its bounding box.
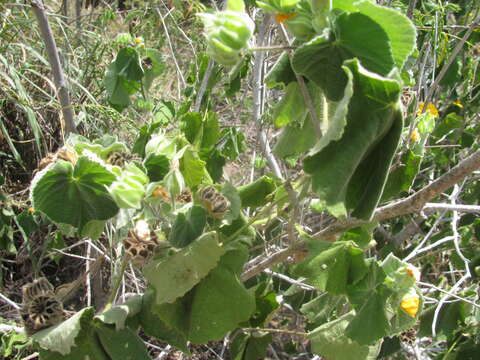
[223,12,255,36]
[208,38,239,65]
[199,10,254,66]
[218,28,245,51]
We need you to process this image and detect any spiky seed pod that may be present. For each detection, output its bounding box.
[399,327,417,346]
[35,147,78,174]
[22,277,55,304]
[21,278,65,335]
[22,295,65,335]
[123,220,159,267]
[199,186,230,219]
[176,189,192,203]
[107,151,139,167]
[210,196,230,218]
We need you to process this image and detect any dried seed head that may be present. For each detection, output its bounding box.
[22,277,55,305]
[23,295,64,335]
[124,221,159,267]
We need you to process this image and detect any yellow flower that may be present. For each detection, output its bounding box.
[133,37,144,45]
[417,102,439,117]
[410,129,420,143]
[452,100,463,109]
[275,13,296,23]
[400,293,420,317]
[28,207,36,214]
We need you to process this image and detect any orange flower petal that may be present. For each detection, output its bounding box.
[275,13,296,23]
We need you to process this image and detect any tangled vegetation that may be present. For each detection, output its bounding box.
[1,0,479,359]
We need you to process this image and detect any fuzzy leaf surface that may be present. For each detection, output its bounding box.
[303,59,402,219]
[33,308,94,356]
[309,312,382,360]
[143,232,225,304]
[169,205,207,248]
[31,156,118,231]
[188,247,254,343]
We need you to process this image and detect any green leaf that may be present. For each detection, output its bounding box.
[346,261,385,308]
[204,149,227,182]
[382,150,422,200]
[15,210,38,238]
[144,153,169,181]
[227,0,246,12]
[132,121,164,157]
[265,51,297,88]
[335,12,394,76]
[143,232,226,304]
[145,132,177,158]
[351,1,416,70]
[79,220,106,240]
[292,238,367,294]
[219,212,256,242]
[249,290,280,327]
[169,206,207,248]
[142,48,165,90]
[188,252,255,343]
[33,308,94,356]
[67,134,127,160]
[95,295,143,330]
[108,164,148,209]
[179,147,210,188]
[139,290,189,353]
[300,292,340,326]
[230,333,273,360]
[180,112,203,144]
[309,312,382,360]
[380,254,416,292]
[237,175,276,208]
[345,290,390,345]
[292,12,394,101]
[104,47,144,111]
[273,117,317,158]
[220,182,242,224]
[339,226,373,250]
[304,59,403,219]
[272,82,308,128]
[31,156,118,231]
[95,323,150,359]
[292,33,347,101]
[201,112,220,151]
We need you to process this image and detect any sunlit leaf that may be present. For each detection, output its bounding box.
[33,308,94,356]
[309,312,382,360]
[143,232,225,304]
[31,156,118,231]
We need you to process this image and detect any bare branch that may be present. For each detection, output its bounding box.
[423,202,480,213]
[252,15,284,179]
[31,0,76,136]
